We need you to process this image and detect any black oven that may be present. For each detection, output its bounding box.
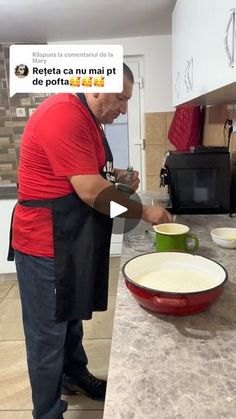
[163,147,231,214]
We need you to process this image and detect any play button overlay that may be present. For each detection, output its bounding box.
[93,185,143,234]
[110,201,127,218]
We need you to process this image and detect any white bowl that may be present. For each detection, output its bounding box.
[210,227,236,249]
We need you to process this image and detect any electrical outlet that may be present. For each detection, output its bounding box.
[233,120,236,133]
[16,107,26,117]
[28,108,36,116]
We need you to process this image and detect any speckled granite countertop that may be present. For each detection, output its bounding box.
[104,214,236,419]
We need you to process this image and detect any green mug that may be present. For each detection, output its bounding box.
[153,223,199,252]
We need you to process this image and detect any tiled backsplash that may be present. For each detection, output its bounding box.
[145,111,174,192]
[0,43,48,198]
[203,104,236,152]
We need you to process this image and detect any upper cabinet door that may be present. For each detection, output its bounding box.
[172,0,198,105]
[172,0,236,106]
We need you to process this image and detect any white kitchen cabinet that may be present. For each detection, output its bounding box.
[172,0,236,106]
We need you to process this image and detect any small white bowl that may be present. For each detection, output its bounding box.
[210,227,236,249]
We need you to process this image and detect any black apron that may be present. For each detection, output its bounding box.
[8,94,115,323]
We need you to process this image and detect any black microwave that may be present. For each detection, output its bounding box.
[163,147,231,214]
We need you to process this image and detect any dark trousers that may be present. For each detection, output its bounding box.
[15,250,88,419]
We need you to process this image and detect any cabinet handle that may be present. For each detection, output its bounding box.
[184,62,190,92]
[224,8,235,68]
[175,72,180,98]
[184,57,193,92]
[187,57,193,91]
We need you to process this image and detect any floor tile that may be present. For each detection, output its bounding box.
[0,273,17,282]
[0,339,111,412]
[0,341,32,410]
[64,394,104,412]
[64,338,111,411]
[0,268,116,417]
[108,267,119,296]
[83,296,116,339]
[0,299,24,340]
[0,296,115,341]
[65,412,104,419]
[0,412,104,419]
[0,282,15,301]
[109,257,121,268]
[82,338,111,378]
[0,413,32,419]
[5,283,20,299]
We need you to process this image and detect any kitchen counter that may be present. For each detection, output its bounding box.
[103,214,236,419]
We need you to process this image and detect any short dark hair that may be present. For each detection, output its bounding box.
[123,63,134,83]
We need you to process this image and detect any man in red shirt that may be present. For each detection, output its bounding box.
[10,64,172,419]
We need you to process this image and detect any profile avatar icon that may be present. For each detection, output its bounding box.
[15,64,29,78]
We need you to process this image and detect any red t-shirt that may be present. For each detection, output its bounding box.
[12,93,106,257]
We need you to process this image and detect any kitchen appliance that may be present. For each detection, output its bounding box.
[123,252,227,316]
[161,147,231,214]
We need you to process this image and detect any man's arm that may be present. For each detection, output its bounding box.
[69,174,172,224]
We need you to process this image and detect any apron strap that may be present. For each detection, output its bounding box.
[7,204,16,261]
[76,93,114,167]
[18,199,54,208]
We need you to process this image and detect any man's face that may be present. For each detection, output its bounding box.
[92,76,133,124]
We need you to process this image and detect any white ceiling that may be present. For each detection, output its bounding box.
[0,0,176,43]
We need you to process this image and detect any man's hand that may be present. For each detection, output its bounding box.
[115,168,140,193]
[142,206,173,225]
[129,170,140,192]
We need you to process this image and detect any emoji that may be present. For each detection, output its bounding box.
[69,76,80,87]
[81,77,93,87]
[93,76,105,87]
